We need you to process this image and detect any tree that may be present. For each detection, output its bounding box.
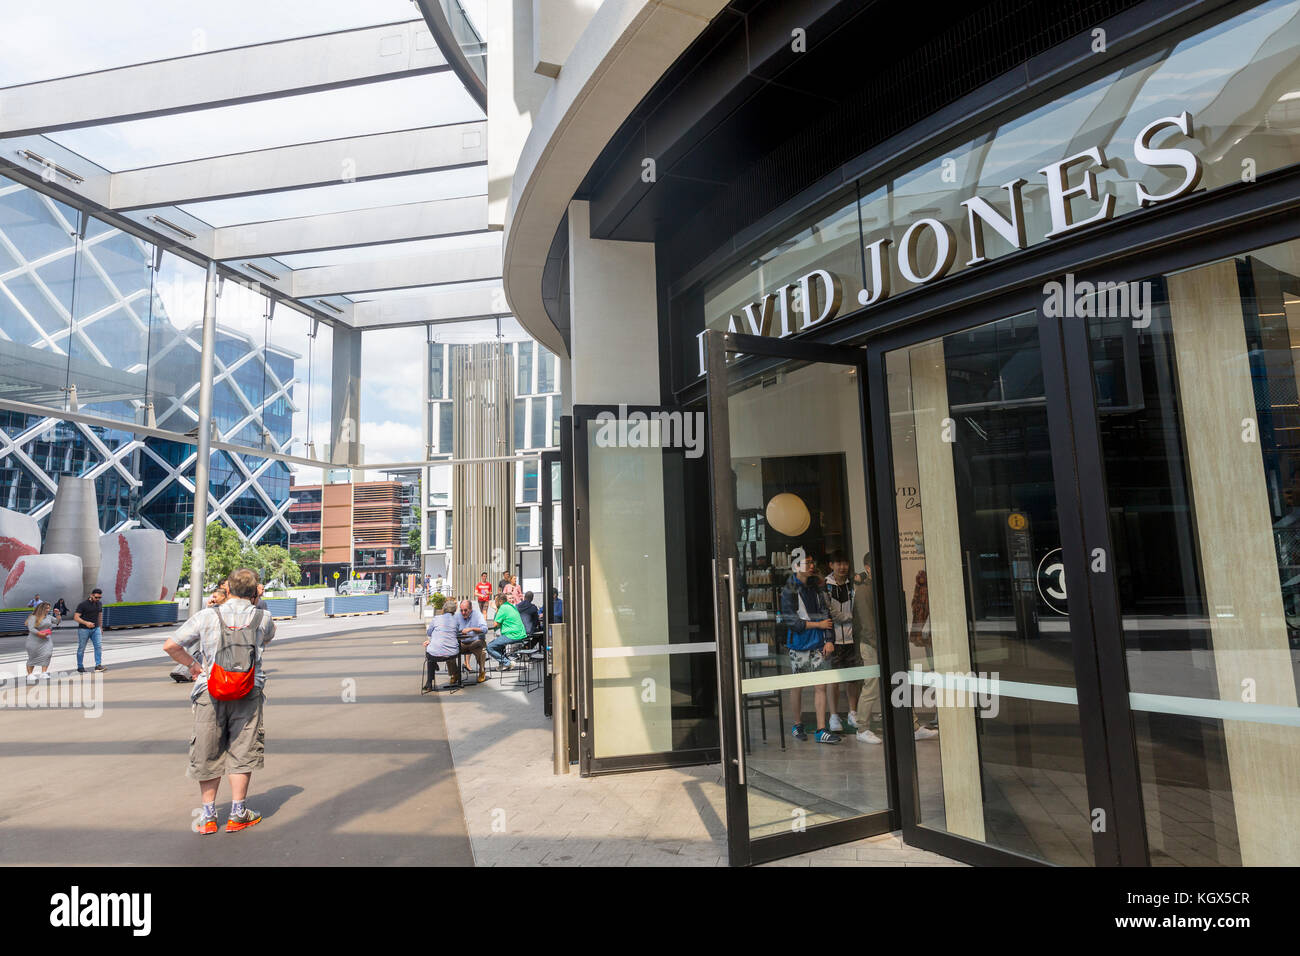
[406,475,423,555]
[290,547,321,565]
[257,544,301,589]
[179,522,245,589]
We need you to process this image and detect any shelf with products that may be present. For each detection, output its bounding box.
[736,508,784,652]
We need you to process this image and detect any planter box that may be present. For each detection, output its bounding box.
[103,603,180,629]
[262,597,298,619]
[0,609,32,636]
[323,594,389,617]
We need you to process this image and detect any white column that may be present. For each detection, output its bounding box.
[532,0,602,77]
[186,262,219,619]
[487,1,553,228]
[567,199,671,757]
[567,200,659,404]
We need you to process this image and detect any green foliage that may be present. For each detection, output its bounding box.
[431,591,446,611]
[290,547,321,564]
[178,524,302,590]
[179,522,245,588]
[237,544,302,589]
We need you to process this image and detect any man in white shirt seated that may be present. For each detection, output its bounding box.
[424,601,489,689]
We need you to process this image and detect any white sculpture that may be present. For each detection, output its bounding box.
[44,477,101,595]
[2,553,85,609]
[97,529,169,604]
[0,508,41,584]
[161,541,184,601]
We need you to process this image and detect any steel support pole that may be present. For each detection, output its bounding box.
[551,623,568,774]
[187,262,219,618]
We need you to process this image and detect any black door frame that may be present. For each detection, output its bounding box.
[862,292,1140,867]
[667,168,1300,868]
[852,201,1300,868]
[570,403,721,776]
[541,448,560,719]
[704,328,899,867]
[557,419,580,764]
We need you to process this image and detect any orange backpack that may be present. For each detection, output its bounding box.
[207,606,264,701]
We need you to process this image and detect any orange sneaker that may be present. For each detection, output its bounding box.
[198,811,219,835]
[225,807,262,832]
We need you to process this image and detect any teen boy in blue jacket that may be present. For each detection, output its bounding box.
[780,553,840,743]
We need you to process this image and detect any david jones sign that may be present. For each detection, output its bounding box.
[695,110,1202,375]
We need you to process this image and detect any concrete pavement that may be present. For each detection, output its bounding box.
[0,608,472,866]
[1,602,961,867]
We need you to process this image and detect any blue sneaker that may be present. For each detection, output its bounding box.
[791,723,808,741]
[814,728,842,744]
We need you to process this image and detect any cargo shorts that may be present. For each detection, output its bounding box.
[187,688,265,780]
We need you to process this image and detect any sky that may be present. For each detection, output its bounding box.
[6,0,509,478]
[358,326,427,466]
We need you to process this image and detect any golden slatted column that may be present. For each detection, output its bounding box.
[451,342,514,599]
[908,339,987,842]
[1167,261,1300,866]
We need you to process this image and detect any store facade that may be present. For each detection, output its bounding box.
[503,0,1300,866]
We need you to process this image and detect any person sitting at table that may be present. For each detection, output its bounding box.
[452,599,490,684]
[485,592,528,670]
[515,591,542,638]
[424,604,465,690]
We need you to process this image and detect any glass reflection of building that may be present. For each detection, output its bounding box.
[0,174,300,545]
[422,338,562,588]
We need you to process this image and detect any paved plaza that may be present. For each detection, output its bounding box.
[0,606,959,867]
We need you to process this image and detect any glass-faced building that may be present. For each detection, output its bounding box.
[498,0,1300,866]
[0,174,305,545]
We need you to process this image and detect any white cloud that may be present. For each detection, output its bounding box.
[360,419,423,466]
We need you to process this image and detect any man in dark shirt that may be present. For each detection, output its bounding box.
[73,588,105,673]
[516,591,542,637]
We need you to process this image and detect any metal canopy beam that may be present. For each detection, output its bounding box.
[109,123,485,210]
[347,283,505,329]
[212,195,490,259]
[290,239,502,297]
[0,20,447,138]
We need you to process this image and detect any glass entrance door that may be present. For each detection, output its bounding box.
[704,330,896,866]
[571,403,719,775]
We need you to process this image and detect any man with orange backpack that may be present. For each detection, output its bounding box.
[164,568,276,835]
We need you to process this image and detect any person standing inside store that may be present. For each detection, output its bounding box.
[781,551,839,744]
[73,588,105,674]
[549,587,563,623]
[852,554,936,744]
[824,550,861,734]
